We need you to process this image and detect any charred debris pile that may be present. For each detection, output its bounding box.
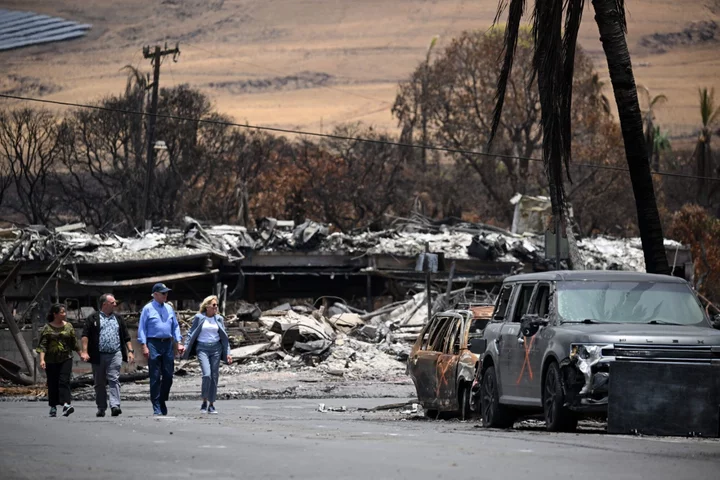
[175,286,492,381]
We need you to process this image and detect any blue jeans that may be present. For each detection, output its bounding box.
[196,341,222,403]
[147,338,174,414]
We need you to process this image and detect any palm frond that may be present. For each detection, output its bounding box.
[494,0,511,24]
[649,93,668,108]
[705,88,720,126]
[637,84,650,107]
[710,106,720,126]
[561,0,585,183]
[488,0,526,148]
[699,88,714,127]
[533,0,566,213]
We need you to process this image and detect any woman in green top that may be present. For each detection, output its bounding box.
[37,304,83,417]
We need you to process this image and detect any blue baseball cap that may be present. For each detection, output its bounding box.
[152,283,171,294]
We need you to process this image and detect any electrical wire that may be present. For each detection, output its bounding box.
[1,92,718,182]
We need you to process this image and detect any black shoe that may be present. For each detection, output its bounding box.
[62,404,74,417]
[160,401,168,416]
[111,407,122,417]
[49,407,57,417]
[96,409,105,417]
[200,401,208,413]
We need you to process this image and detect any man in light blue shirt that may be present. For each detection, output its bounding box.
[138,283,184,416]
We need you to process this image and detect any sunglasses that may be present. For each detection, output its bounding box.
[209,303,218,307]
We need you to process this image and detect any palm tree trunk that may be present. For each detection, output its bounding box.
[591,0,670,275]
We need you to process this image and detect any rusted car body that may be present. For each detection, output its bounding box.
[407,306,493,419]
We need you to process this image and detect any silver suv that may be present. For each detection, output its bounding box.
[479,271,720,431]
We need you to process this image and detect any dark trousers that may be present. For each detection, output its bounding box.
[46,358,72,407]
[147,338,174,413]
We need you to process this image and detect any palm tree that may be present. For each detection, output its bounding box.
[638,86,668,172]
[650,126,671,172]
[694,87,720,207]
[490,0,670,274]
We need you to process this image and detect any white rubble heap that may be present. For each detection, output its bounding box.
[0,215,683,272]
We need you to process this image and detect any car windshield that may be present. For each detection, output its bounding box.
[556,281,708,326]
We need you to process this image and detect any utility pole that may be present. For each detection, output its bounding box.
[140,42,180,231]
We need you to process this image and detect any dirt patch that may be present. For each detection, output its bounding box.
[708,1,720,15]
[161,0,226,19]
[0,74,62,97]
[639,21,719,53]
[208,71,336,94]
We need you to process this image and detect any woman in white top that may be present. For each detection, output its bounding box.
[183,295,232,413]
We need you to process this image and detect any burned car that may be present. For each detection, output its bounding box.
[479,271,720,431]
[407,306,493,419]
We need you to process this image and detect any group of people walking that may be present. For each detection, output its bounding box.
[36,283,232,417]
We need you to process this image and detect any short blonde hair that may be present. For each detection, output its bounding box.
[199,295,219,315]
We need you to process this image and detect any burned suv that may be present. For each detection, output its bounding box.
[479,271,720,431]
[408,307,493,419]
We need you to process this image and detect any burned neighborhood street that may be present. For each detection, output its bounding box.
[1,398,718,480]
[3,1,720,478]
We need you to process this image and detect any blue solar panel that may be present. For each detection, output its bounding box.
[1,17,65,36]
[0,20,79,40]
[0,28,90,51]
[0,10,91,51]
[0,11,37,28]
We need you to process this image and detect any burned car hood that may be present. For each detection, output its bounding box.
[555,323,720,345]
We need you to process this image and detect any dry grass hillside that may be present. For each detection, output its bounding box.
[1,0,719,139]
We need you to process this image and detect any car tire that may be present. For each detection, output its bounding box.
[424,408,439,419]
[459,383,471,421]
[543,362,578,432]
[480,366,514,428]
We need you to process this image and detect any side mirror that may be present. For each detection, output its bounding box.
[713,314,720,330]
[468,337,487,354]
[520,313,549,337]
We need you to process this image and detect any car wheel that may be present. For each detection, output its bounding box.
[480,366,514,428]
[543,362,578,432]
[459,384,471,421]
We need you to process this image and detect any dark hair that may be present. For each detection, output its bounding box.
[46,303,67,323]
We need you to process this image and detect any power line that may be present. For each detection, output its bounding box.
[1,92,718,182]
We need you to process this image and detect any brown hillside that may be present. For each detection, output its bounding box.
[1,0,719,139]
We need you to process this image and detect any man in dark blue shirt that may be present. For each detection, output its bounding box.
[138,283,185,415]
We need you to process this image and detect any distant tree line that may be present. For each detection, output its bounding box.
[0,29,718,240]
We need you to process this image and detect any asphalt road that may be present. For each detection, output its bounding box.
[1,399,718,480]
